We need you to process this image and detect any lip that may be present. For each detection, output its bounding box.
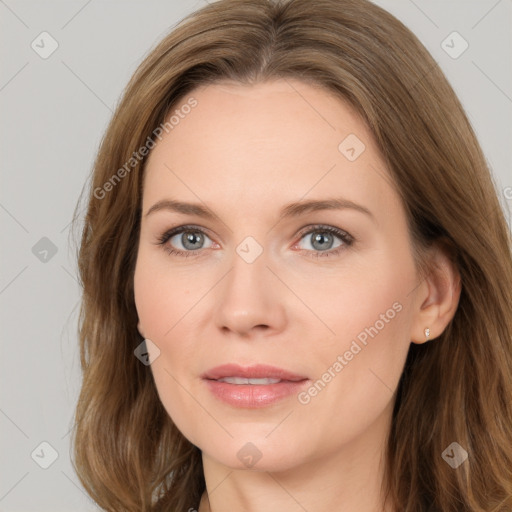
[201,363,308,381]
[202,364,310,408]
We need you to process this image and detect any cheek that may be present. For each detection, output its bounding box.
[293,257,415,440]
[134,254,205,442]
[133,252,192,339]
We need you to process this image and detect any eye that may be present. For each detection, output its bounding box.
[155,224,354,259]
[294,225,353,258]
[156,225,214,257]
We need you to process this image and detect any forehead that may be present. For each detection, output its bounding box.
[142,79,399,221]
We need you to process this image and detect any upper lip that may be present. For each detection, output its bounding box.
[202,364,308,382]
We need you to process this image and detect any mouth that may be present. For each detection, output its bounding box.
[201,364,310,408]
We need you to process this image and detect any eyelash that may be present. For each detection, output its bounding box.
[155,224,354,260]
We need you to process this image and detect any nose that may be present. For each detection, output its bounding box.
[213,246,287,338]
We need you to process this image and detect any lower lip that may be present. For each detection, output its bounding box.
[203,379,309,408]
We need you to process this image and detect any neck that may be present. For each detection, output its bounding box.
[198,405,394,512]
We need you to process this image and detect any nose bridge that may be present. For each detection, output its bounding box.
[229,239,267,291]
[214,238,286,335]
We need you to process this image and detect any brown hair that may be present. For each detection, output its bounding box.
[71,0,512,510]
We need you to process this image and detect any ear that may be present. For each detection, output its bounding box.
[137,320,145,339]
[410,239,461,344]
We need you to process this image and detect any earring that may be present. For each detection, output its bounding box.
[424,327,430,341]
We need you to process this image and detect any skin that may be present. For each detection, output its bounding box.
[133,79,461,512]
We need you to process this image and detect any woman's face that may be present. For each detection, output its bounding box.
[134,79,423,472]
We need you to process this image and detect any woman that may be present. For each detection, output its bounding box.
[71,0,512,510]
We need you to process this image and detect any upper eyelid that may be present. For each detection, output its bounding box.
[296,224,351,238]
[162,224,349,236]
[159,224,213,239]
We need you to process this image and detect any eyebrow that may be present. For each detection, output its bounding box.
[145,197,375,222]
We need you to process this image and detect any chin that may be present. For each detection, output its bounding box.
[199,433,309,473]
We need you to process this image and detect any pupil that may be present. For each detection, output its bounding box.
[183,232,203,250]
[313,232,332,250]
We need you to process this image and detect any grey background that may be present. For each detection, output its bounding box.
[1,1,510,510]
